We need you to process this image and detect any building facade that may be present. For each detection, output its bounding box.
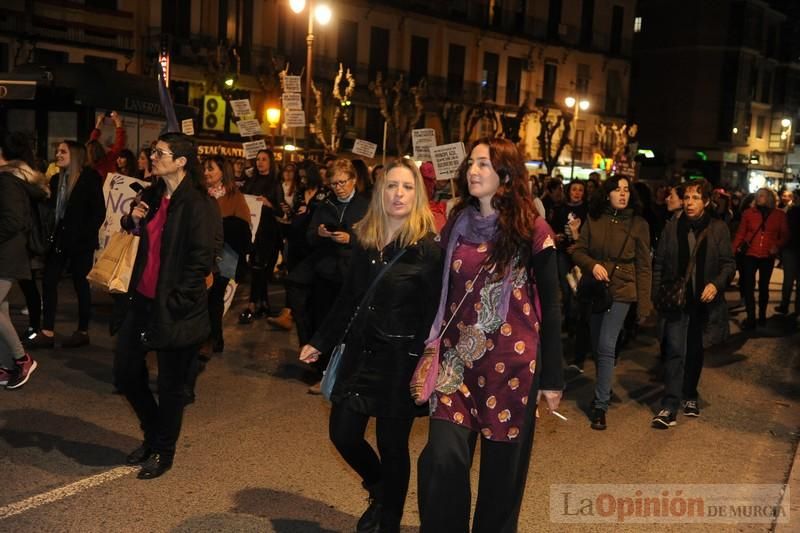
[630,0,800,190]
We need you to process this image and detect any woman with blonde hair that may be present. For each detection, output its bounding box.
[300,158,443,533]
[29,140,104,349]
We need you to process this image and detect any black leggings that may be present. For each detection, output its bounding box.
[208,273,229,344]
[740,255,775,321]
[42,250,94,331]
[329,401,415,532]
[17,276,41,331]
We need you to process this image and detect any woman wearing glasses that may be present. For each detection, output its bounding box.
[113,133,221,479]
[303,159,369,392]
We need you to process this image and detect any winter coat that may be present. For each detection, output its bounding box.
[240,171,282,263]
[570,208,653,317]
[310,235,443,418]
[653,215,736,346]
[49,168,105,255]
[0,170,46,280]
[731,207,789,258]
[305,192,369,283]
[115,177,221,350]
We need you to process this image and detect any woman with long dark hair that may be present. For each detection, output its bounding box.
[137,148,153,181]
[116,149,138,177]
[28,141,105,349]
[416,138,563,533]
[570,175,652,430]
[300,159,442,533]
[113,133,220,479]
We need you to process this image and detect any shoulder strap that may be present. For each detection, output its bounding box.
[338,247,408,343]
[747,210,769,245]
[608,217,635,282]
[684,226,711,279]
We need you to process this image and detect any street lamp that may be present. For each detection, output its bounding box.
[290,0,332,127]
[565,96,590,180]
[265,107,281,147]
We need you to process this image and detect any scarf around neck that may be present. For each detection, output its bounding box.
[426,206,517,343]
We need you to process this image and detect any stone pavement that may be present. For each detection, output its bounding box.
[0,273,798,532]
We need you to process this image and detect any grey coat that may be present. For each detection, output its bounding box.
[653,215,736,346]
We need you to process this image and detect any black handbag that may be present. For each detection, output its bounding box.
[736,212,768,256]
[577,218,634,314]
[654,227,710,314]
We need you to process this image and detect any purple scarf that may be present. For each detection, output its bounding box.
[426,206,516,343]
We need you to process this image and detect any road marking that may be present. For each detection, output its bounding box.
[0,466,137,520]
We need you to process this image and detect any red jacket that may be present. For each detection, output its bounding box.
[89,127,126,182]
[732,207,789,258]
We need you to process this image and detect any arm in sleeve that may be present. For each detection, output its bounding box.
[0,180,27,244]
[306,203,325,247]
[412,243,444,355]
[532,247,564,391]
[110,127,126,156]
[90,173,106,233]
[731,210,750,252]
[569,217,598,273]
[89,128,101,142]
[711,223,736,290]
[634,218,653,318]
[776,211,790,250]
[308,244,366,353]
[651,224,668,297]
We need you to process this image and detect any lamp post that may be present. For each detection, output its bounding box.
[565,96,590,180]
[266,107,281,147]
[781,117,793,180]
[289,0,332,128]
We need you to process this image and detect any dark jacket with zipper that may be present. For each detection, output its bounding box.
[310,236,443,418]
[49,167,105,255]
[241,171,282,264]
[0,171,46,280]
[652,213,735,346]
[305,192,369,283]
[570,208,653,317]
[113,177,221,349]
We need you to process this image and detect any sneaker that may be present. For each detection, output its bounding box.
[651,409,676,429]
[590,407,607,430]
[683,400,700,417]
[0,367,11,386]
[6,353,38,389]
[61,331,89,348]
[567,363,584,374]
[266,308,293,331]
[25,331,54,349]
[238,309,255,324]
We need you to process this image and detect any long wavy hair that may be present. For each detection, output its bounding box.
[61,141,88,197]
[354,158,435,250]
[587,175,642,219]
[450,137,540,274]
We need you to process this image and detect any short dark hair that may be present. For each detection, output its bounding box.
[588,175,642,219]
[158,132,202,187]
[684,178,712,201]
[0,130,35,167]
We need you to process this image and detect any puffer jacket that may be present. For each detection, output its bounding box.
[570,208,653,317]
[0,163,48,280]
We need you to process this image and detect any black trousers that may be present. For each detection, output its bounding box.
[18,276,41,331]
[418,377,540,533]
[329,401,415,532]
[248,237,281,307]
[42,249,93,331]
[310,277,342,371]
[286,280,312,346]
[740,255,775,321]
[208,273,229,344]
[113,296,197,458]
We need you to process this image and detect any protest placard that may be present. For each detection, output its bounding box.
[236,119,263,137]
[282,93,302,110]
[181,118,195,135]
[242,194,263,243]
[284,110,306,128]
[242,139,267,160]
[98,173,150,257]
[430,142,467,180]
[352,139,378,159]
[230,99,253,117]
[412,128,436,161]
[283,75,302,93]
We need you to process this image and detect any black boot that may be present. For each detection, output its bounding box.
[590,407,607,430]
[357,481,383,533]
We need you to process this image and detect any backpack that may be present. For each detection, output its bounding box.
[27,199,56,257]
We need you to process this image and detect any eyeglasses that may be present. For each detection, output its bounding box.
[152,147,174,159]
[330,177,354,188]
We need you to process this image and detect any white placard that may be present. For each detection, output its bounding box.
[222,279,238,316]
[284,110,306,128]
[412,128,436,161]
[242,139,268,160]
[236,119,263,137]
[181,118,195,136]
[430,142,467,180]
[98,173,150,257]
[242,194,264,243]
[230,99,253,117]
[352,139,378,159]
[283,75,302,93]
[282,93,302,110]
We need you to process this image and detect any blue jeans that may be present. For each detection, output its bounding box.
[661,313,690,411]
[590,301,631,411]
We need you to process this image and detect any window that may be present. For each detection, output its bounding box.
[409,36,429,86]
[634,16,642,33]
[447,43,466,95]
[543,62,557,103]
[506,57,523,106]
[610,5,624,54]
[760,70,772,104]
[580,0,594,46]
[605,69,623,115]
[369,27,390,81]
[576,64,590,95]
[162,0,191,40]
[84,55,118,71]
[337,19,359,69]
[482,52,499,101]
[756,116,765,138]
[547,0,563,41]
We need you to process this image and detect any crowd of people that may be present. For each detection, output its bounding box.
[0,117,799,531]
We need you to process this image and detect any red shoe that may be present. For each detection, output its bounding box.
[0,367,12,387]
[6,353,38,390]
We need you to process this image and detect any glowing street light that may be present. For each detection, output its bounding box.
[290,0,332,129]
[565,96,590,179]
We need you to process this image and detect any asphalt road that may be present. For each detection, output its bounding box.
[1,279,799,533]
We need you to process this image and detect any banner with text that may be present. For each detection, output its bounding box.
[242,194,263,243]
[412,128,436,161]
[352,139,378,159]
[430,142,466,180]
[230,99,253,118]
[98,173,150,256]
[243,139,268,160]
